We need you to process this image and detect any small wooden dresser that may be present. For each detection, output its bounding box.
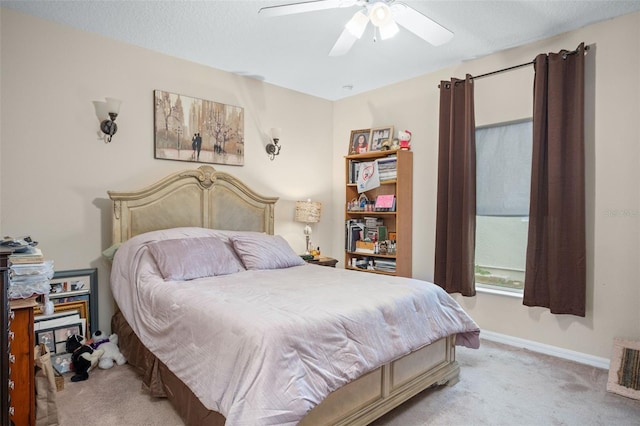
[2,248,37,426]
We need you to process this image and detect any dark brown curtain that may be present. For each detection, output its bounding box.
[434,75,476,296]
[524,43,586,316]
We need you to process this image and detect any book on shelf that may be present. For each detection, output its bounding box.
[355,241,375,254]
[364,216,383,228]
[374,194,396,211]
[377,226,388,241]
[374,259,396,272]
[345,219,365,252]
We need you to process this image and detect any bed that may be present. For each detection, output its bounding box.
[107,165,480,426]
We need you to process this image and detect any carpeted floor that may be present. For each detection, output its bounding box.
[54,339,640,425]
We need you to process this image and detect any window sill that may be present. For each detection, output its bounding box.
[476,284,523,299]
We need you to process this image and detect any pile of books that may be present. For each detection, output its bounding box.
[7,244,54,300]
[374,259,396,273]
[377,155,397,182]
[345,219,365,252]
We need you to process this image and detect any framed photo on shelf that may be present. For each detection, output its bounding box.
[349,129,371,154]
[369,126,394,151]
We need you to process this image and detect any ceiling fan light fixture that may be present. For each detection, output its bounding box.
[345,10,369,39]
[369,2,392,27]
[378,19,399,40]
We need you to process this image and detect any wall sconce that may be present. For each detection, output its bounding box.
[100,97,122,143]
[266,127,282,160]
[294,199,322,254]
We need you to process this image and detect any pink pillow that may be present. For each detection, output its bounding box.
[230,233,305,270]
[147,237,244,281]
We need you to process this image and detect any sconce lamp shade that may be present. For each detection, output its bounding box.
[295,200,322,224]
[100,97,122,143]
[105,97,122,115]
[266,127,282,160]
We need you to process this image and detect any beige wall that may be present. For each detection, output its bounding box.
[332,12,640,359]
[2,7,639,361]
[0,8,334,332]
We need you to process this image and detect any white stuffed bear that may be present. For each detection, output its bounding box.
[90,330,127,369]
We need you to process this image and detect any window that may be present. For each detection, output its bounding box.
[475,120,532,293]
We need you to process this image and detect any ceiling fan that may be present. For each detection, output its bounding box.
[258,0,453,56]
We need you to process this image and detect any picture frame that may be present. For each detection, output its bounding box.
[52,352,73,374]
[35,268,98,336]
[37,321,83,355]
[369,126,394,151]
[54,323,82,348]
[349,129,371,154]
[54,300,89,335]
[607,337,640,400]
[154,90,244,166]
[36,329,55,354]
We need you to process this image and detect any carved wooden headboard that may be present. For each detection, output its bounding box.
[108,165,278,244]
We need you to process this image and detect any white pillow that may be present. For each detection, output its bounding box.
[230,233,305,270]
[147,237,245,281]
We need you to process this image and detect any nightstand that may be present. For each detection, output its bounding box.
[305,256,338,268]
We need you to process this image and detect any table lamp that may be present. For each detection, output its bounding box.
[294,199,322,254]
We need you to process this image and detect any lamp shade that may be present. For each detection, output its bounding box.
[369,2,393,27]
[105,97,122,115]
[378,19,399,40]
[295,200,322,223]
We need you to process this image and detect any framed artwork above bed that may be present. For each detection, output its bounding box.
[153,90,244,166]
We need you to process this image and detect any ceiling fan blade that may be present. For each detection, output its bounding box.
[259,0,358,17]
[390,3,453,46]
[329,27,359,56]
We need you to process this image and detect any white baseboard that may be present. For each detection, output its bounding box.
[480,330,610,370]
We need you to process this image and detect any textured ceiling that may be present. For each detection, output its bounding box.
[3,0,640,100]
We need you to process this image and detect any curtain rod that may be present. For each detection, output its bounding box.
[439,44,589,87]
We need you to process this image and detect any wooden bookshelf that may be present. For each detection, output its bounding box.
[345,149,412,277]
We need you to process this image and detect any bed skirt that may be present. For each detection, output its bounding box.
[112,311,226,426]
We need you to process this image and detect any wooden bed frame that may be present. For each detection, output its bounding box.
[108,165,461,426]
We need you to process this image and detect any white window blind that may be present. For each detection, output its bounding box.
[476,120,533,216]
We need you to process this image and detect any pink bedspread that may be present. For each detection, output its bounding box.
[111,228,480,425]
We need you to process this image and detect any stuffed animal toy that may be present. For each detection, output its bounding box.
[65,334,104,382]
[91,330,127,369]
[398,130,412,150]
